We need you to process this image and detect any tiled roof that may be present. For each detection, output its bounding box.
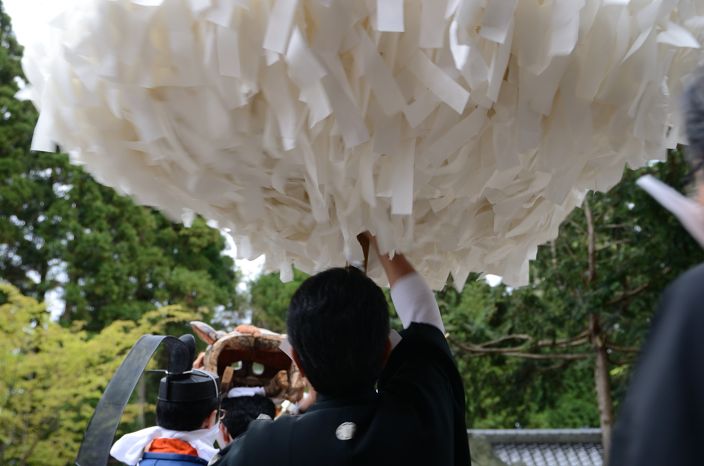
[468,429,604,466]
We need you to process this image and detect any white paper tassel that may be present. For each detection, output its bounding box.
[8,0,704,289]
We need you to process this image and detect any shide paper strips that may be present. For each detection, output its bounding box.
[637,175,704,248]
[9,0,704,289]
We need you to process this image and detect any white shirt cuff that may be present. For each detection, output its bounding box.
[390,272,445,333]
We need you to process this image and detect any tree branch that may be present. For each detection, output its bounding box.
[607,344,640,354]
[476,334,532,347]
[450,338,592,360]
[499,351,591,360]
[535,330,590,349]
[607,283,650,306]
[474,330,590,350]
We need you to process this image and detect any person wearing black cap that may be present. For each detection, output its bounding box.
[110,335,221,466]
[212,234,470,466]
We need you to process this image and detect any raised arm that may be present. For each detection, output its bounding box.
[362,233,445,333]
[375,246,416,288]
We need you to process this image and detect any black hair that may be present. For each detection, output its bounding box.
[286,266,390,396]
[156,397,218,431]
[684,67,704,170]
[221,395,276,439]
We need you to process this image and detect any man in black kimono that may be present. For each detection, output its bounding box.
[609,265,704,466]
[212,235,470,466]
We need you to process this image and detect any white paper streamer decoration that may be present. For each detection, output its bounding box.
[8,0,704,288]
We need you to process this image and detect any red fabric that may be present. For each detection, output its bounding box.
[146,438,199,457]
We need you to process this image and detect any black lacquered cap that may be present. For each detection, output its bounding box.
[157,334,219,403]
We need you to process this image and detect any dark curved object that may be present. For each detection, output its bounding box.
[75,334,191,466]
[172,334,196,374]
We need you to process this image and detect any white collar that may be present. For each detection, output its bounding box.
[110,425,219,465]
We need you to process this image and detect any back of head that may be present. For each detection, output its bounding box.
[685,67,704,160]
[156,396,218,431]
[287,266,390,396]
[156,335,220,431]
[221,395,276,439]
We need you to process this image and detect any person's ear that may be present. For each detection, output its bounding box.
[292,349,306,378]
[203,409,218,429]
[219,422,232,444]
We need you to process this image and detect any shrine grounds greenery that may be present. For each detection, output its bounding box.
[0,285,210,465]
[3,2,704,464]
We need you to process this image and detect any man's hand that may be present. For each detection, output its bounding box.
[358,231,415,287]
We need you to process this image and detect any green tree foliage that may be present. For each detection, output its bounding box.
[249,270,307,333]
[0,283,204,466]
[0,2,240,331]
[0,2,51,296]
[446,150,704,433]
[441,279,602,428]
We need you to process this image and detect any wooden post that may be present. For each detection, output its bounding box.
[584,198,613,461]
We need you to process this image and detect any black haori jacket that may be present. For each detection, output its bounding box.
[213,323,471,466]
[610,264,704,466]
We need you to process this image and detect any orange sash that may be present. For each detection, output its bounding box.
[146,438,199,457]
